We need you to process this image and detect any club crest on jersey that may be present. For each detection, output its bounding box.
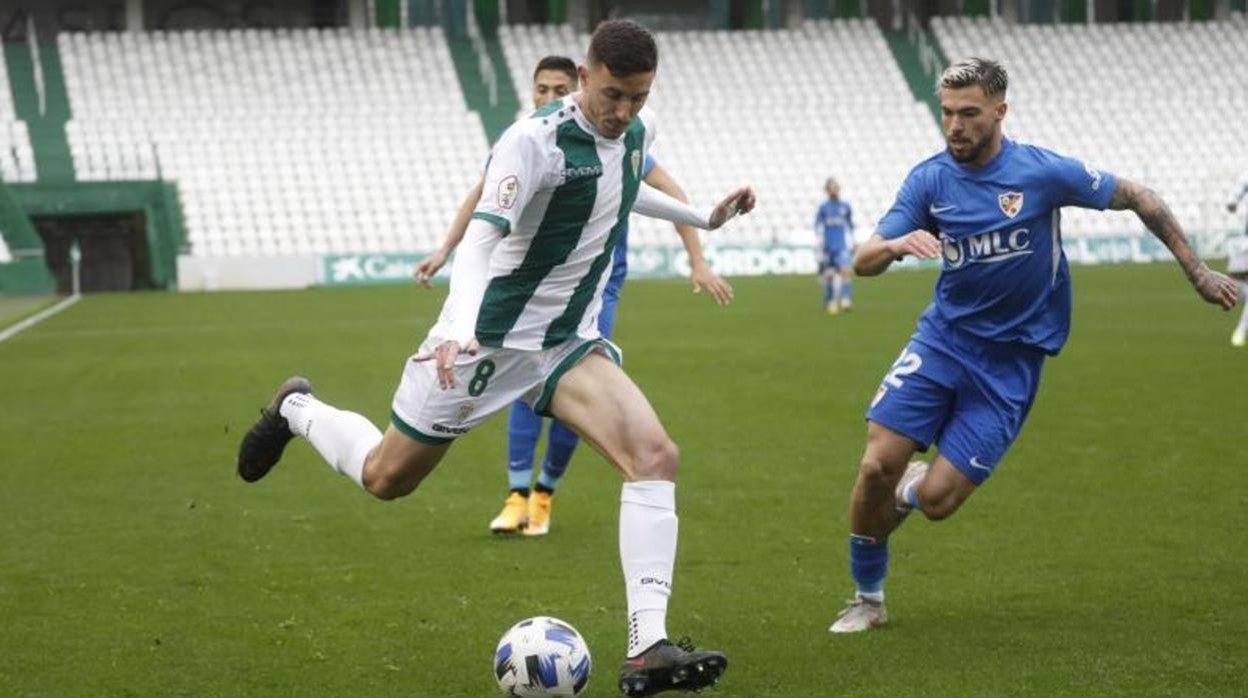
[998,191,1024,218]
[631,150,642,179]
[498,175,519,210]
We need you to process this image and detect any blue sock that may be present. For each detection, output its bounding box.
[506,401,541,492]
[842,279,853,302]
[537,420,580,491]
[824,279,835,303]
[849,534,888,598]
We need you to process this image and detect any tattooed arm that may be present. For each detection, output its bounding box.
[1108,177,1239,310]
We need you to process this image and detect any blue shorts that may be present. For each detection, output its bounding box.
[865,328,1045,485]
[819,249,852,273]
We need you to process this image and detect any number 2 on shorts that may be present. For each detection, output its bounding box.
[883,349,922,389]
[871,348,923,409]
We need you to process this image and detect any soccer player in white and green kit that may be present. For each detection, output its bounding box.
[235,19,755,697]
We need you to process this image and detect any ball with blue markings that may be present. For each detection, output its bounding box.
[494,616,592,696]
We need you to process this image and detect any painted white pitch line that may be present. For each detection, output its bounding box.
[0,294,82,344]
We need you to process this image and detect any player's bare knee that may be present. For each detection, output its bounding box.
[858,456,900,491]
[920,494,963,521]
[631,436,679,481]
[921,504,955,521]
[363,468,416,501]
[659,438,680,479]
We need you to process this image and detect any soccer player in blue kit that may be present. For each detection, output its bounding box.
[829,58,1241,633]
[815,177,855,313]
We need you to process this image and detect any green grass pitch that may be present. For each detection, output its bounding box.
[1,264,1244,696]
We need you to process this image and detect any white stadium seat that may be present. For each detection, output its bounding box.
[59,27,489,257]
[932,15,1248,237]
[0,55,37,183]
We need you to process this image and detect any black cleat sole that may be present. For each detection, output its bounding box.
[619,650,727,696]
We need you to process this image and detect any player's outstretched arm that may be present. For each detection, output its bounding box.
[1109,178,1240,310]
[414,177,485,287]
[642,164,733,305]
[852,231,941,277]
[632,183,755,231]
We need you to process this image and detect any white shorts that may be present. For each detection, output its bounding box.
[389,336,622,444]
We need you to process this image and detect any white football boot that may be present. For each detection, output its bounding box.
[894,460,930,518]
[829,597,888,633]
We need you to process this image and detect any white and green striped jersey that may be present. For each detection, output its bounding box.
[436,96,656,351]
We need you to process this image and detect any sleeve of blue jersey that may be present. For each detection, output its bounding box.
[876,166,932,239]
[1038,146,1116,211]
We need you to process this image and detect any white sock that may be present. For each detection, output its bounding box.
[832,274,843,305]
[280,393,380,488]
[620,480,677,658]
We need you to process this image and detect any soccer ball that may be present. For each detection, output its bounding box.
[493,616,592,696]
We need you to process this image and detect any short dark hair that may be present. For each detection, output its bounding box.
[938,57,1008,99]
[587,19,657,77]
[533,55,577,84]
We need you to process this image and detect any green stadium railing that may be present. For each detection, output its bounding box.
[0,180,55,295]
[885,15,947,125]
[0,179,185,293]
[446,3,520,144]
[8,181,186,290]
[1,33,186,292]
[4,41,74,185]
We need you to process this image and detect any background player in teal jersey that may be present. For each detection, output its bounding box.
[815,177,855,314]
[828,57,1240,634]
[416,56,733,537]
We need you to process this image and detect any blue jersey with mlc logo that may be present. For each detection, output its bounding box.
[877,139,1116,355]
[816,199,854,253]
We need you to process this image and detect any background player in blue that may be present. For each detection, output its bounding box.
[828,58,1240,633]
[416,57,733,537]
[815,177,855,314]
